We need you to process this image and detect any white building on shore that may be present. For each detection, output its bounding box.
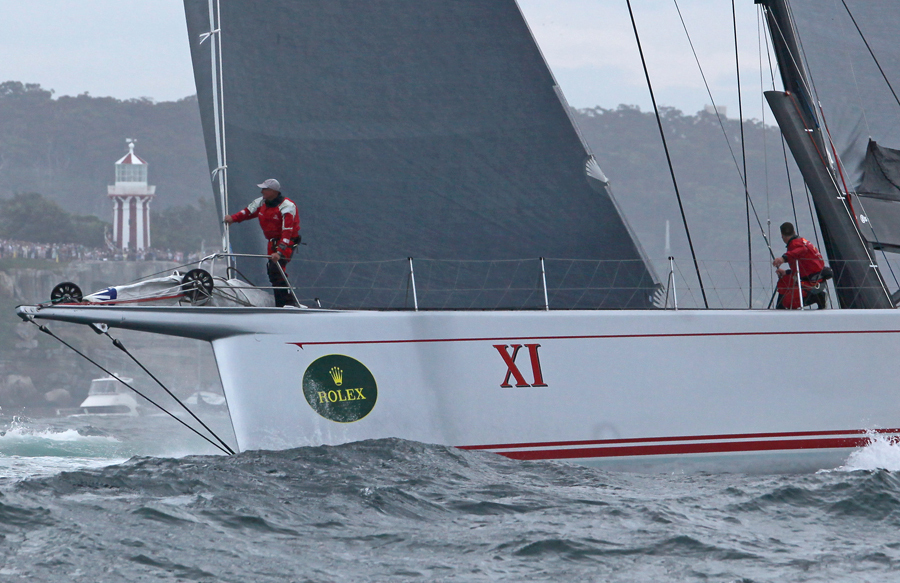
[107,140,155,252]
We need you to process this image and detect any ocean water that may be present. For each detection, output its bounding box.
[2,414,900,582]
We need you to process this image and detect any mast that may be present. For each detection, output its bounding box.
[200,0,232,269]
[757,0,892,309]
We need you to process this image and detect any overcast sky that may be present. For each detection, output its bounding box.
[1,0,774,119]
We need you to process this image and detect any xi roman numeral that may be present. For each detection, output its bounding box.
[493,344,547,388]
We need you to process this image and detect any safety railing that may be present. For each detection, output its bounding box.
[200,253,301,306]
[267,257,659,310]
[662,258,896,309]
[100,253,897,311]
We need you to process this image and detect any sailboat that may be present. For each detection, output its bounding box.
[16,0,900,472]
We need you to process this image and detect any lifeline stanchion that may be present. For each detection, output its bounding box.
[540,257,549,311]
[665,256,678,310]
[28,321,233,455]
[103,329,236,455]
[408,257,419,312]
[272,260,301,307]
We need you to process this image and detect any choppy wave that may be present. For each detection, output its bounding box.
[1,438,900,581]
[0,412,234,464]
[0,417,121,457]
[836,432,900,472]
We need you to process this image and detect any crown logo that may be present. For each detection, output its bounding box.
[329,367,343,386]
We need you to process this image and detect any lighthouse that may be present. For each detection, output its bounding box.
[107,139,155,252]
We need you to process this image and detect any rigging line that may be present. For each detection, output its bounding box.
[671,0,744,183]
[831,0,871,137]
[782,0,829,135]
[758,8,771,242]
[758,7,774,287]
[765,20,800,230]
[746,190,775,260]
[802,62,892,294]
[625,0,708,308]
[208,0,231,264]
[672,0,773,259]
[672,259,701,308]
[105,332,236,455]
[776,58,880,269]
[783,0,822,110]
[851,196,900,290]
[765,8,820,127]
[781,0,874,259]
[732,0,752,307]
[803,182,822,250]
[216,0,229,230]
[781,2,872,262]
[28,321,232,456]
[667,0,775,262]
[786,96,889,289]
[762,8,800,227]
[840,0,900,111]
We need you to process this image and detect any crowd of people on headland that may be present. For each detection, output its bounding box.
[0,238,206,264]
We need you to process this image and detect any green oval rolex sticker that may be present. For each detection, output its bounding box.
[302,355,377,423]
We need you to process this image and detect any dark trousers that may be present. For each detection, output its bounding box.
[267,258,297,307]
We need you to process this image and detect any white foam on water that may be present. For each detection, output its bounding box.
[834,432,900,472]
[0,456,127,481]
[0,427,121,444]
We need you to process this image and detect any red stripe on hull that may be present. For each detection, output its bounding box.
[489,436,873,461]
[290,329,900,349]
[460,427,900,451]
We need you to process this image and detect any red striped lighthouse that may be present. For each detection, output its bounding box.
[107,139,155,252]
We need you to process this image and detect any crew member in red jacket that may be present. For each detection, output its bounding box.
[772,222,827,309]
[224,178,300,307]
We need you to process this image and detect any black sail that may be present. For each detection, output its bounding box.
[779,0,900,253]
[761,0,896,307]
[183,0,656,309]
[785,0,900,187]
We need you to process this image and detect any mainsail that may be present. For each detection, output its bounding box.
[760,0,897,308]
[784,0,900,253]
[183,0,657,309]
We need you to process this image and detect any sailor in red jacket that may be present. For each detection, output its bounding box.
[224,178,300,307]
[772,222,827,309]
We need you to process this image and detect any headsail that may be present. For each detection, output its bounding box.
[183,0,657,309]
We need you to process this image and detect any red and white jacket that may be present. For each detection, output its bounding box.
[230,195,300,255]
[782,236,824,280]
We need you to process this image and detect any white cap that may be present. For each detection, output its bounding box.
[257,178,281,192]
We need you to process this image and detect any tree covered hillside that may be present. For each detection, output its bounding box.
[0,81,209,217]
[0,80,817,292]
[575,105,809,267]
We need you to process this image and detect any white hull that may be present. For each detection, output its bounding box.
[22,305,900,472]
[77,375,138,416]
[78,393,138,416]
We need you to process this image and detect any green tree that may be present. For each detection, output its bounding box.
[0,192,109,246]
[150,197,221,252]
[0,192,73,242]
[69,213,108,247]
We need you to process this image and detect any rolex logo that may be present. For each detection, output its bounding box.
[303,355,378,423]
